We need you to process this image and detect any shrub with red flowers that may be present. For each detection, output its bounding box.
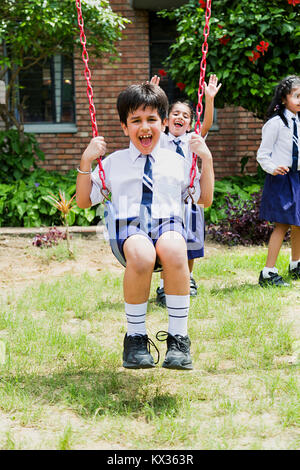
[158,69,167,78]
[176,82,186,91]
[159,0,300,119]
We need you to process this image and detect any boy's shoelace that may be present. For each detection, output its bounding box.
[147,336,160,365]
[156,330,189,353]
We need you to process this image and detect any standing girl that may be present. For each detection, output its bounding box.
[152,74,221,304]
[257,75,300,286]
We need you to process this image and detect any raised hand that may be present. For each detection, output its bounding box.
[204,74,222,99]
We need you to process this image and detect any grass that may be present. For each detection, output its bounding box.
[0,241,299,450]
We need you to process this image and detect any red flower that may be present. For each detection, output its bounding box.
[176,82,186,91]
[256,41,269,55]
[218,35,230,45]
[287,0,300,5]
[158,69,167,78]
[249,50,261,63]
[199,0,206,8]
[217,24,224,29]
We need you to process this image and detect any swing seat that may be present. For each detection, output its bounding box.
[104,199,204,272]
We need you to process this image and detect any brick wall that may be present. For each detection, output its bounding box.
[36,0,150,172]
[206,107,263,178]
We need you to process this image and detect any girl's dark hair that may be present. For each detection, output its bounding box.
[266,75,300,127]
[164,100,195,134]
[117,83,169,124]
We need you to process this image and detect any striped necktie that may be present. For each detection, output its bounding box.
[173,139,185,158]
[292,117,299,172]
[139,155,153,233]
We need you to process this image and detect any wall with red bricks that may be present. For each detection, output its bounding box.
[206,107,263,178]
[22,0,264,179]
[36,0,150,172]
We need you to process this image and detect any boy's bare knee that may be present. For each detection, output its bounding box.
[156,234,187,269]
[124,235,156,274]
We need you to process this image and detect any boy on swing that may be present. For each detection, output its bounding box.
[76,83,214,370]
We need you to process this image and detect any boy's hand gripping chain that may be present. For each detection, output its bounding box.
[188,0,212,202]
[75,0,109,200]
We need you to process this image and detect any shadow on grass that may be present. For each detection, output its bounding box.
[209,282,288,296]
[2,368,181,419]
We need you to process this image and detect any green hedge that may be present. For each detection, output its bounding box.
[0,168,100,227]
[205,173,264,224]
[0,168,264,228]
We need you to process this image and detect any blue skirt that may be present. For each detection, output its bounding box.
[259,170,300,226]
[185,203,205,260]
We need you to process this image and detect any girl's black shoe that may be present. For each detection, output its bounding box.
[289,262,300,279]
[190,276,198,296]
[259,271,289,287]
[156,287,166,307]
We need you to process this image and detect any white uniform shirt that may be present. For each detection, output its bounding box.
[90,140,200,220]
[256,108,300,174]
[160,132,193,162]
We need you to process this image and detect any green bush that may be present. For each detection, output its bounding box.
[0,168,99,227]
[205,173,264,224]
[0,130,45,183]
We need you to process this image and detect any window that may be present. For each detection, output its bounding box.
[18,55,76,133]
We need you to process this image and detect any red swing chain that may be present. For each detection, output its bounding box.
[189,0,212,191]
[75,0,107,191]
[76,0,211,193]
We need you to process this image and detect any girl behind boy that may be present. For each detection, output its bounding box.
[257,75,300,286]
[153,74,221,304]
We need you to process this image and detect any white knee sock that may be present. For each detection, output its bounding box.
[160,278,164,289]
[165,294,190,337]
[125,302,147,336]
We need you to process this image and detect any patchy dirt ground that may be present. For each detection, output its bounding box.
[0,233,225,292]
[0,233,123,293]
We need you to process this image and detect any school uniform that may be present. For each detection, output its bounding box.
[90,140,201,261]
[257,109,300,226]
[160,132,205,259]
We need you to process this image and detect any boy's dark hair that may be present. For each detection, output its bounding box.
[266,75,300,127]
[117,83,169,125]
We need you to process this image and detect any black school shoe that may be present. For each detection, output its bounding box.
[190,276,198,296]
[123,334,159,369]
[156,287,166,307]
[259,271,289,287]
[156,331,193,370]
[156,278,198,306]
[289,262,300,280]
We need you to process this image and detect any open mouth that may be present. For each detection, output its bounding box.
[174,121,184,128]
[139,134,152,147]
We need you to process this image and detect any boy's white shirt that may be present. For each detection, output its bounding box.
[90,139,200,219]
[256,108,300,174]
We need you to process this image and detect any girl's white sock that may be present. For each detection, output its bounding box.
[262,266,278,278]
[125,301,147,336]
[160,278,164,289]
[165,294,190,337]
[290,259,300,270]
